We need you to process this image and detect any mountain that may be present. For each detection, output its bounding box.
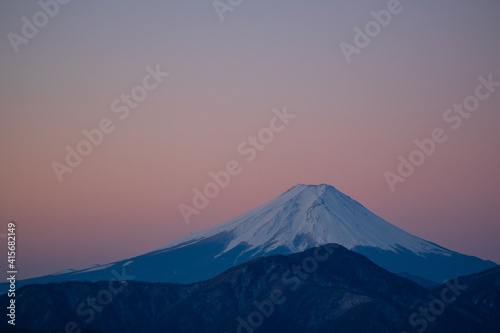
[2,244,499,333]
[452,265,500,328]
[4,184,496,292]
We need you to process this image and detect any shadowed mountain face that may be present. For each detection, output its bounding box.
[451,266,500,329]
[5,184,496,293]
[2,244,499,333]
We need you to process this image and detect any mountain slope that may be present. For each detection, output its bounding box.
[5,184,496,291]
[2,244,498,333]
[156,183,445,254]
[452,266,500,328]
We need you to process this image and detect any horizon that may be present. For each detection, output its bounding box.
[1,0,499,280]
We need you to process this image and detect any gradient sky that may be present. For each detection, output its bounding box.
[0,0,499,279]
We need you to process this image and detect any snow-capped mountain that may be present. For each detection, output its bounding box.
[156,184,448,257]
[4,184,496,291]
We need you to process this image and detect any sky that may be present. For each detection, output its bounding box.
[0,0,499,279]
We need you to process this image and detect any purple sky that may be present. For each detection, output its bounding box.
[0,0,499,279]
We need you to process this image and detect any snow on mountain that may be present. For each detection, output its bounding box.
[155,184,450,257]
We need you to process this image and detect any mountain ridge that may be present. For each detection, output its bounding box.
[2,244,499,333]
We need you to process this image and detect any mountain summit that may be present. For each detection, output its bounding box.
[156,184,447,256]
[6,184,497,290]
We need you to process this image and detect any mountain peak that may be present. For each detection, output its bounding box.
[156,183,437,256]
[277,183,342,204]
[290,183,337,192]
[294,183,331,188]
[276,183,356,214]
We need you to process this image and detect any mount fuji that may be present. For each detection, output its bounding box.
[7,184,497,290]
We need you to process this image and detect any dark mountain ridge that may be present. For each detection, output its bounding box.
[2,244,499,333]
